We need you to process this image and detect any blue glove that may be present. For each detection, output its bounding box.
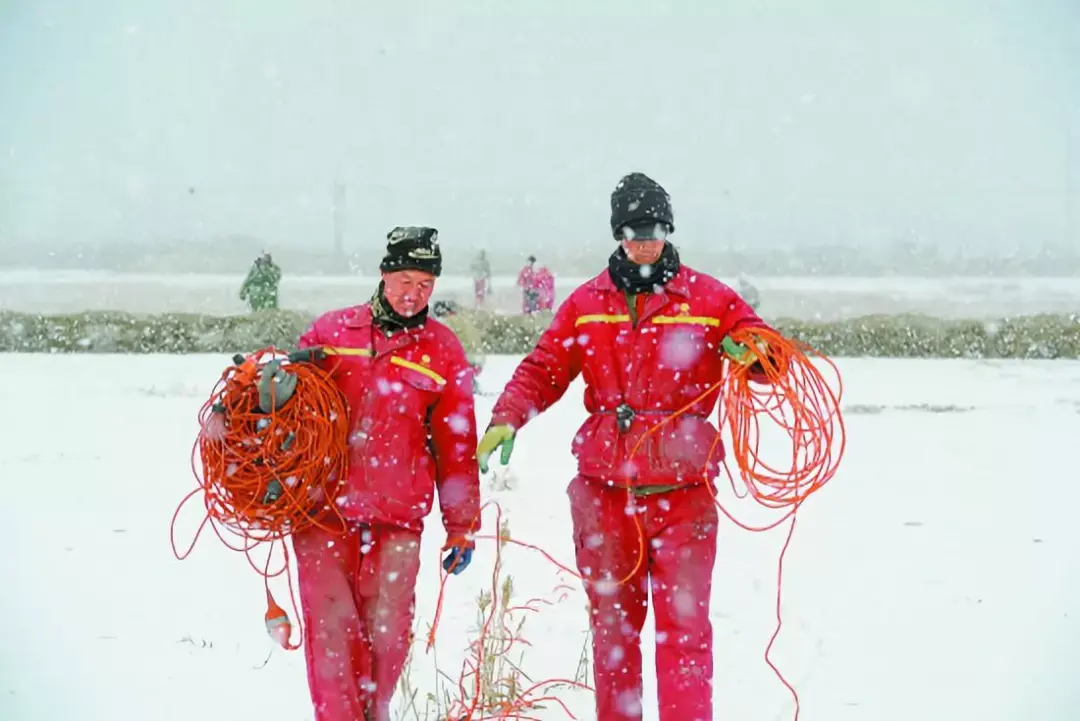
[442,539,473,575]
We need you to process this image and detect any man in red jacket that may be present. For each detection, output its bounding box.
[477,174,771,721]
[293,226,481,721]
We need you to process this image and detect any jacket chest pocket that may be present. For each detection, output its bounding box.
[351,364,443,478]
[351,358,444,440]
[374,362,443,417]
[398,366,446,476]
[652,324,715,372]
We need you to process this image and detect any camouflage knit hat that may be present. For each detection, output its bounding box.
[379,226,442,277]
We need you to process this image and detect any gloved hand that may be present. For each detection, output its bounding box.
[721,335,764,366]
[442,535,474,575]
[722,334,787,378]
[256,359,298,412]
[287,347,327,364]
[476,424,516,473]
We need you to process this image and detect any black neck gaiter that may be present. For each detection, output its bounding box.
[370,281,428,335]
[607,242,681,294]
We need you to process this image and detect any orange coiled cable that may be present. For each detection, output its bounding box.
[169,347,351,650]
[709,325,846,721]
[720,325,845,509]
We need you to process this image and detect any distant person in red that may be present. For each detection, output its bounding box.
[517,255,542,314]
[535,265,555,311]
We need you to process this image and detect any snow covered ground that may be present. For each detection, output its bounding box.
[2,270,1080,320]
[3,354,1080,721]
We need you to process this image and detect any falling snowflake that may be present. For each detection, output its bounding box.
[446,414,470,434]
[593,578,619,597]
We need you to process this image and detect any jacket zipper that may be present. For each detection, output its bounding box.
[357,329,414,485]
[622,290,644,477]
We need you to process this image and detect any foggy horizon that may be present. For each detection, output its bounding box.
[1,0,1078,267]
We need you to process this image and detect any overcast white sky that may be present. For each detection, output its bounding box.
[1,0,1077,260]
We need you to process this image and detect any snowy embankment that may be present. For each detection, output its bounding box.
[2,270,1080,320]
[2,355,1079,721]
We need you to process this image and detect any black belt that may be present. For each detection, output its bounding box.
[596,403,706,433]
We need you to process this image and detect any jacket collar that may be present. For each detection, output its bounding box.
[343,304,374,329]
[342,303,425,349]
[590,264,691,298]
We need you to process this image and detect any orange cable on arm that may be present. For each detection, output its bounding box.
[719,325,845,509]
[709,325,846,721]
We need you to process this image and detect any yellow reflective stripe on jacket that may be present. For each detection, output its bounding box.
[322,347,374,357]
[572,314,720,328]
[650,315,720,327]
[319,347,446,385]
[389,356,446,385]
[575,314,631,326]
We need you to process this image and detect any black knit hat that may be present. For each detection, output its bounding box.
[379,226,442,277]
[610,172,675,240]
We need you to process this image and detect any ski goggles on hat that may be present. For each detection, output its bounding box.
[619,222,670,242]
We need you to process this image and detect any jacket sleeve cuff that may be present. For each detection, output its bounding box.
[489,410,525,430]
[443,522,478,546]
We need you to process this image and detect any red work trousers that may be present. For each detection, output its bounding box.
[292,522,422,721]
[568,476,719,721]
